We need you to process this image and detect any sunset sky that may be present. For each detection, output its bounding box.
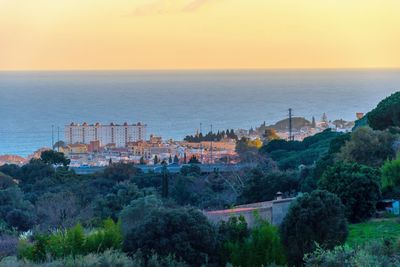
[1,0,399,70]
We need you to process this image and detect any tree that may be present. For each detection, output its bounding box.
[36,192,82,230]
[337,127,395,167]
[153,155,159,165]
[93,181,142,220]
[180,164,201,176]
[367,92,400,130]
[168,155,173,164]
[101,163,142,182]
[318,162,381,222]
[174,155,179,164]
[239,169,298,204]
[119,195,162,236]
[161,164,169,198]
[381,158,400,191]
[188,155,200,164]
[264,129,279,142]
[123,207,218,266]
[0,186,35,231]
[40,150,70,166]
[52,140,66,150]
[139,156,145,165]
[0,172,16,189]
[311,116,316,128]
[280,190,348,266]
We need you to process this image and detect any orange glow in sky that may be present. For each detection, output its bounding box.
[1,0,399,70]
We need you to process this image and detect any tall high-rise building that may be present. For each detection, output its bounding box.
[65,122,146,147]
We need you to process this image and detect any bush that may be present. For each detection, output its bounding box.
[123,207,217,266]
[221,218,286,267]
[280,190,348,266]
[381,158,400,191]
[1,250,190,267]
[17,219,122,262]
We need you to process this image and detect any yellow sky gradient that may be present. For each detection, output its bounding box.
[1,0,399,70]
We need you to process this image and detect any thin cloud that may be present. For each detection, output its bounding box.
[182,0,211,12]
[130,1,170,16]
[129,0,214,16]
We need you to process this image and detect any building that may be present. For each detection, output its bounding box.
[61,143,88,154]
[65,122,147,147]
[206,194,295,227]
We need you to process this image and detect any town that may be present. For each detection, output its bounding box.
[0,112,359,169]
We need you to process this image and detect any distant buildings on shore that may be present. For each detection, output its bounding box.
[65,122,147,147]
[0,112,365,167]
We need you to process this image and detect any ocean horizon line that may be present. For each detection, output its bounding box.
[1,67,400,73]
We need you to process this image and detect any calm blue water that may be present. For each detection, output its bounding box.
[0,69,399,156]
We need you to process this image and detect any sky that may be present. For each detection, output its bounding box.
[0,0,399,70]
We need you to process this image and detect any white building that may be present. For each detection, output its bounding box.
[65,122,147,147]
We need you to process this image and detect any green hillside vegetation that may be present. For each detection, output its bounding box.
[260,129,341,170]
[346,219,400,247]
[2,92,400,266]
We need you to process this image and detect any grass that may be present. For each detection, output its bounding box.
[346,218,400,247]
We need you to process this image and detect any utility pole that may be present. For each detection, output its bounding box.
[210,124,213,164]
[51,125,54,149]
[288,108,293,141]
[200,123,203,163]
[57,126,60,152]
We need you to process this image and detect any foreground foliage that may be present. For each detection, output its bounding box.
[318,162,381,222]
[304,239,400,267]
[219,217,286,267]
[280,190,348,266]
[18,219,122,262]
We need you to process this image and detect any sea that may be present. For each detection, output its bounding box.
[0,69,399,157]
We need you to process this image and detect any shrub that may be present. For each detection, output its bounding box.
[280,190,348,266]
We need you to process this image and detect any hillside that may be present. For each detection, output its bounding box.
[268,117,311,131]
